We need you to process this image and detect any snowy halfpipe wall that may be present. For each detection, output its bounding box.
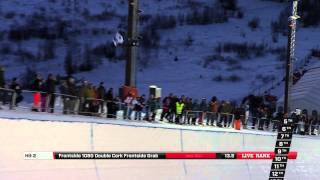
[0,116,319,180]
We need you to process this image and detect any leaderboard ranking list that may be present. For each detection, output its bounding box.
[269,118,296,180]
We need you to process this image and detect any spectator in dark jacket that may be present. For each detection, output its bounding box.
[272,106,283,132]
[10,78,24,106]
[160,95,171,121]
[68,78,78,114]
[123,92,134,120]
[207,96,219,126]
[302,109,309,135]
[248,95,260,129]
[97,82,106,113]
[169,95,178,121]
[78,81,90,115]
[40,79,47,112]
[258,106,268,130]
[45,74,57,113]
[146,94,157,121]
[198,98,207,125]
[292,109,301,134]
[234,105,245,127]
[184,97,193,124]
[222,101,233,127]
[105,88,116,118]
[310,110,319,135]
[32,75,42,92]
[134,96,145,120]
[189,99,200,125]
[0,65,5,107]
[60,81,69,114]
[60,78,77,114]
[90,86,100,115]
[105,88,113,102]
[0,65,5,88]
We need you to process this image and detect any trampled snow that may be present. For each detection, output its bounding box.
[0,110,319,180]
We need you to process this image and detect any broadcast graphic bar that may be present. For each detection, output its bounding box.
[24,151,298,160]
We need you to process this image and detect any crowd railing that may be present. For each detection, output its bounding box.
[0,87,319,135]
[0,87,16,110]
[184,110,319,135]
[0,88,125,118]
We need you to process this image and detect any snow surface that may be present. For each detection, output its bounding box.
[0,110,319,180]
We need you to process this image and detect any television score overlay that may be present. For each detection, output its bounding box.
[24,151,298,160]
[269,118,296,180]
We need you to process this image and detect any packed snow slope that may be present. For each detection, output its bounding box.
[0,0,319,100]
[0,111,319,180]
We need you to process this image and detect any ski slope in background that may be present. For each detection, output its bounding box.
[0,111,319,180]
[1,0,319,100]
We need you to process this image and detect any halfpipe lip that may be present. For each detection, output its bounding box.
[0,110,319,140]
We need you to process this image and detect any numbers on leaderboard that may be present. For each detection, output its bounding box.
[278,133,291,139]
[274,156,287,162]
[272,171,279,177]
[281,126,292,132]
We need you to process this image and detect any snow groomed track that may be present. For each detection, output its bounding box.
[0,110,319,180]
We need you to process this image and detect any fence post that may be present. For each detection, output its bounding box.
[10,91,17,110]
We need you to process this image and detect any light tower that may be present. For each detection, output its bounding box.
[283,0,300,116]
[269,1,300,180]
[122,0,140,98]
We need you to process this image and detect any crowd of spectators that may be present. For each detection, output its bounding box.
[0,68,319,135]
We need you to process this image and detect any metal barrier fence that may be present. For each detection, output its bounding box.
[0,87,153,121]
[184,110,320,135]
[0,87,16,110]
[0,88,124,118]
[184,111,235,127]
[0,87,319,135]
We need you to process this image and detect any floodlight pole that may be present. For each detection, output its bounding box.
[125,0,139,87]
[269,2,299,180]
[284,0,299,116]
